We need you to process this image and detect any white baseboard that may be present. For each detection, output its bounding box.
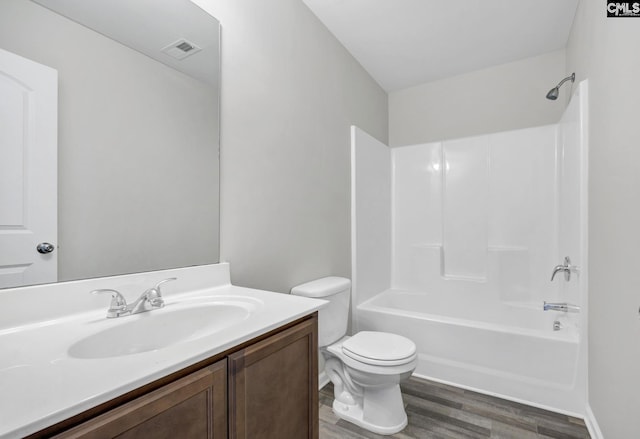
[584,404,604,439]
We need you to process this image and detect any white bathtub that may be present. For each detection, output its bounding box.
[356,289,585,415]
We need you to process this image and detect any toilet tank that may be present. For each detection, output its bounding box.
[290,276,351,347]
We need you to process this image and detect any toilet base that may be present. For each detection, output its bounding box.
[331,384,408,435]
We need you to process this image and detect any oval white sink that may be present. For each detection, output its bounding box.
[68,298,257,359]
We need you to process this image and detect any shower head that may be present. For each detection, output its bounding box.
[546,87,559,100]
[546,73,575,100]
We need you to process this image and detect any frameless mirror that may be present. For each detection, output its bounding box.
[0,0,220,289]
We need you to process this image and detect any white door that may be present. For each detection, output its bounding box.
[0,48,57,288]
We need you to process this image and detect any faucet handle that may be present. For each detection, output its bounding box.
[91,288,128,318]
[550,256,573,281]
[145,277,177,307]
[153,277,177,292]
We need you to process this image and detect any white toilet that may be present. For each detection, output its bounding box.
[291,277,417,435]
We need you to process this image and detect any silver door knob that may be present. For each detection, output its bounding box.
[36,242,55,254]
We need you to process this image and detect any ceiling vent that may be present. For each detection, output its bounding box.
[161,38,202,60]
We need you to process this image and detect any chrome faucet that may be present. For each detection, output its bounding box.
[543,301,580,313]
[550,256,574,281]
[92,277,177,318]
[130,278,175,314]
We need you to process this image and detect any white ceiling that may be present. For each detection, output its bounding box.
[32,0,219,86]
[303,0,579,92]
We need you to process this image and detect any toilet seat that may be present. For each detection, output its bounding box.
[342,331,416,366]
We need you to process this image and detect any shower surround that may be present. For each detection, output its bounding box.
[351,82,588,415]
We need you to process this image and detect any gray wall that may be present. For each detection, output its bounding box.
[194,0,388,293]
[0,0,220,282]
[388,50,566,146]
[567,2,640,436]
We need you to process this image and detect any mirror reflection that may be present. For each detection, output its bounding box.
[0,0,220,289]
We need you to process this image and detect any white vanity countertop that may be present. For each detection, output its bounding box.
[0,263,326,438]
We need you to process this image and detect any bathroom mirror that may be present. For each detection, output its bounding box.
[0,0,220,289]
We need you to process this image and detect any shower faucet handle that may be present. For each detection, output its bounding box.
[550,256,575,281]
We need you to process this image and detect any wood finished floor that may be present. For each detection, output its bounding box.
[319,377,590,439]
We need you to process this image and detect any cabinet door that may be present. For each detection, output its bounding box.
[54,360,227,439]
[229,315,318,439]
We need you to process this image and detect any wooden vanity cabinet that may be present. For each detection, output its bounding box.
[36,314,318,439]
[228,315,318,439]
[53,361,227,439]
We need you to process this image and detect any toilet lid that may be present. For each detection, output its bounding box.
[342,331,416,365]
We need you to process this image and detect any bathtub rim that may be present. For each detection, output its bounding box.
[357,289,579,343]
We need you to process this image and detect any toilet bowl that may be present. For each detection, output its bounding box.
[323,332,417,434]
[290,277,417,435]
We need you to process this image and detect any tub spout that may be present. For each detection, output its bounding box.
[543,301,580,313]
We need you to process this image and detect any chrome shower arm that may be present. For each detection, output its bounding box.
[556,73,575,88]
